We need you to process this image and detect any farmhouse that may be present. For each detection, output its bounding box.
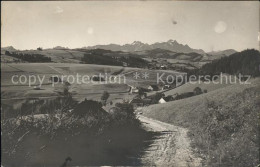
[160,65,167,70]
[148,85,159,91]
[159,96,173,104]
[159,98,166,104]
[130,86,139,94]
[49,76,62,83]
[162,85,171,90]
[33,85,41,90]
[122,62,128,67]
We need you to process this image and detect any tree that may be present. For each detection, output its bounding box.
[63,83,70,97]
[114,102,135,119]
[151,93,165,104]
[37,47,43,51]
[101,91,110,105]
[138,87,148,98]
[193,87,203,95]
[5,51,10,55]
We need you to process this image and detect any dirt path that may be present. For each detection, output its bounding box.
[138,115,202,167]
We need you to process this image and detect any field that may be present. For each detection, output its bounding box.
[1,63,181,108]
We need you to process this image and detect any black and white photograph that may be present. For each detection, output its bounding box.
[1,1,260,166]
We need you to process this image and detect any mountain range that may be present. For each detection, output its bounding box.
[83,40,205,54]
[1,40,237,64]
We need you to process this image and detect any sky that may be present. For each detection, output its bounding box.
[1,1,259,52]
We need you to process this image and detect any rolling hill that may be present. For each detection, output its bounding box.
[207,49,237,57]
[206,49,237,61]
[0,46,252,70]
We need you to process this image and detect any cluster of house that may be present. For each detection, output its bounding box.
[129,86,205,109]
[128,84,176,109]
[129,93,178,109]
[129,84,171,94]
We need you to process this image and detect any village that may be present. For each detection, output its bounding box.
[127,83,205,110]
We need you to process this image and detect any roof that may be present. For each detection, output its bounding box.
[148,85,159,89]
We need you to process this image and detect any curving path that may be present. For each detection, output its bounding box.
[138,115,202,167]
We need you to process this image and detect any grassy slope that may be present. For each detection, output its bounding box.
[164,75,237,96]
[141,78,260,166]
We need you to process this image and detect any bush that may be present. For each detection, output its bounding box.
[1,98,146,166]
[101,91,110,104]
[193,87,203,95]
[188,89,259,167]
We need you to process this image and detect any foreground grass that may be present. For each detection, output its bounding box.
[1,99,157,166]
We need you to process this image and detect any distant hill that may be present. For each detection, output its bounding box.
[84,40,205,54]
[1,45,244,68]
[206,49,237,61]
[53,46,69,50]
[207,49,237,56]
[200,49,260,77]
[1,46,17,52]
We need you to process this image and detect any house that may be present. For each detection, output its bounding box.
[158,96,173,104]
[122,62,128,67]
[33,85,41,90]
[110,75,118,82]
[162,85,170,90]
[159,98,166,104]
[139,93,147,99]
[148,85,159,91]
[49,76,62,83]
[130,86,139,94]
[160,65,167,70]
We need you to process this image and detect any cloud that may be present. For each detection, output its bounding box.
[54,6,63,14]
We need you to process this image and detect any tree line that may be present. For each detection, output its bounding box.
[187,49,260,78]
[5,51,52,63]
[81,49,149,68]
